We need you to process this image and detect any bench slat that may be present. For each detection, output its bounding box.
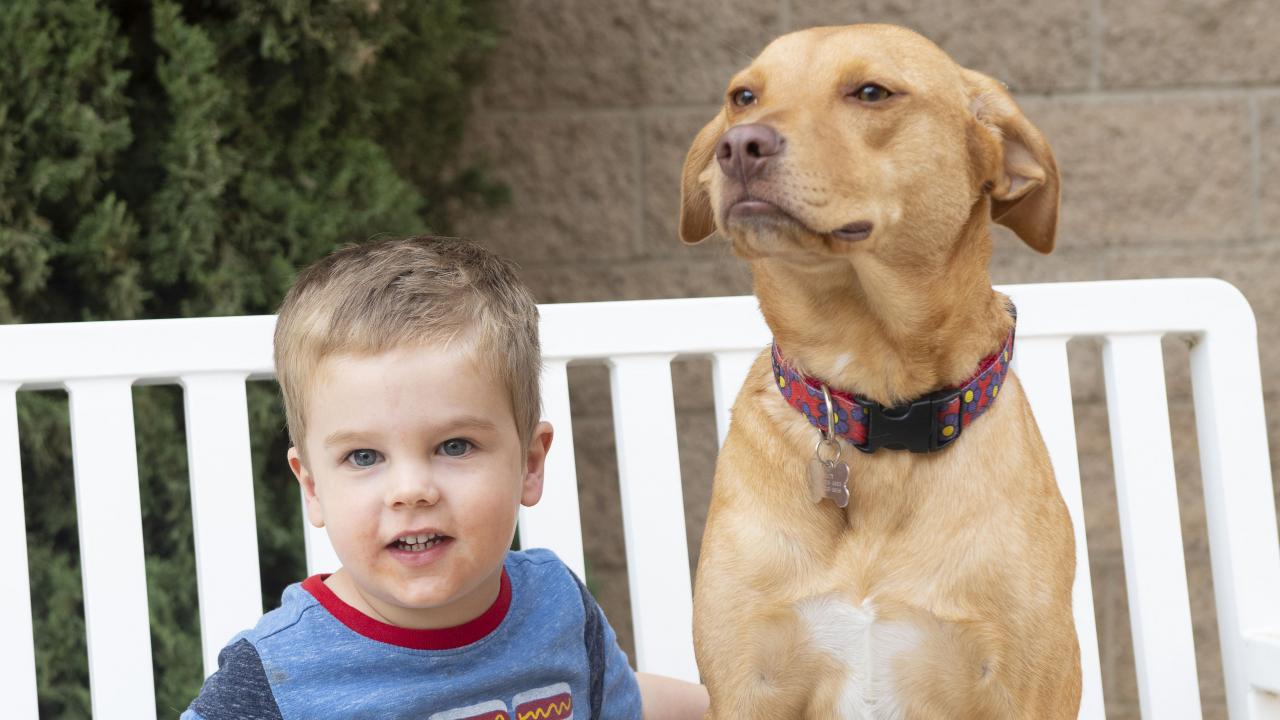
[1013,337,1106,719]
[182,373,264,677]
[66,379,157,720]
[711,349,761,448]
[608,354,698,681]
[519,359,587,578]
[0,384,39,719]
[1188,305,1280,717]
[1102,334,1201,719]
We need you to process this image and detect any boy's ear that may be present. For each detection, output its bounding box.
[520,421,554,507]
[964,69,1060,254]
[679,111,728,244]
[288,445,326,528]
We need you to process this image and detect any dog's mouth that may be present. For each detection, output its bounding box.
[727,196,796,222]
[726,196,875,245]
[832,221,873,242]
[730,200,779,217]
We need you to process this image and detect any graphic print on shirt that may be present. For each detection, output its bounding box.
[428,683,573,720]
[513,683,573,720]
[428,699,511,720]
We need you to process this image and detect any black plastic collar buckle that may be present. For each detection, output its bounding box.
[855,390,959,454]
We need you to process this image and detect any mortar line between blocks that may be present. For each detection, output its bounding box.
[635,113,647,257]
[1089,0,1104,91]
[476,87,1280,119]
[1250,94,1263,239]
[1026,86,1280,103]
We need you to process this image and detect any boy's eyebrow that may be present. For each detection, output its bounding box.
[438,415,501,433]
[448,415,501,430]
[323,430,374,448]
[322,416,500,448]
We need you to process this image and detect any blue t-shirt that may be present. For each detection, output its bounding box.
[183,549,641,719]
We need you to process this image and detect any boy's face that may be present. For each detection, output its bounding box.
[287,343,552,629]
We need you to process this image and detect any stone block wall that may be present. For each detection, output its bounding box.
[456,2,1280,717]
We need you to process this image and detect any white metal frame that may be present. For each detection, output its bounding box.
[1,278,1277,719]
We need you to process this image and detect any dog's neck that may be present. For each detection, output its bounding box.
[750,230,1012,408]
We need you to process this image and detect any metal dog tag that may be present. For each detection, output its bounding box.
[807,383,851,508]
[808,457,850,508]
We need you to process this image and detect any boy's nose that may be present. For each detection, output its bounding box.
[387,467,440,507]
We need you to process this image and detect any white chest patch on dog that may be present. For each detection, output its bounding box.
[796,595,919,720]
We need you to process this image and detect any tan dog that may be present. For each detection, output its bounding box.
[681,25,1080,719]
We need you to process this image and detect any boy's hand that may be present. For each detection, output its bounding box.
[635,672,710,720]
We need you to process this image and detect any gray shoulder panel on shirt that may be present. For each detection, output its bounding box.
[568,570,607,719]
[188,638,285,720]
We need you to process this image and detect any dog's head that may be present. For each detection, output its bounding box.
[679,25,1058,264]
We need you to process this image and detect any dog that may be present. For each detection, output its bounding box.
[680,25,1081,719]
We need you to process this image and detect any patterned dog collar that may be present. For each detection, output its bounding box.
[772,308,1015,453]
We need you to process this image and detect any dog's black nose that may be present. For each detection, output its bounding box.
[716,124,784,181]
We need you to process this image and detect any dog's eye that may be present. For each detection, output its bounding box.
[851,84,893,103]
[730,88,757,107]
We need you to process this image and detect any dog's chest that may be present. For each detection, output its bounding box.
[795,594,917,720]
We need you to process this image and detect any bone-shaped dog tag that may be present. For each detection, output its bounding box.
[807,457,850,508]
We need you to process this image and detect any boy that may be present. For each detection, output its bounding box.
[184,236,708,719]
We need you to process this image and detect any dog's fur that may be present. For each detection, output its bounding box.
[681,25,1081,719]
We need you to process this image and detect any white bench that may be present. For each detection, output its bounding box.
[2,278,1279,719]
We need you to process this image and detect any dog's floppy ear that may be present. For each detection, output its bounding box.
[964,70,1060,254]
[679,112,727,244]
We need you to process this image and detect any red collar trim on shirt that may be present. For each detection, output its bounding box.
[301,569,511,650]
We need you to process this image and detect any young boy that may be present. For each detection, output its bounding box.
[183,236,708,719]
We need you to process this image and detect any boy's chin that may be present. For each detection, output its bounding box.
[381,573,503,627]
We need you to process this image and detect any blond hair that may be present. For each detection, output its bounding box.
[273,236,541,449]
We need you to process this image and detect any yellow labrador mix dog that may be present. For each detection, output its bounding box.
[681,25,1080,719]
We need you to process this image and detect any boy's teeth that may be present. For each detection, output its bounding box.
[394,534,444,552]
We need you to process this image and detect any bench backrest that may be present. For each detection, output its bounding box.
[2,279,1278,719]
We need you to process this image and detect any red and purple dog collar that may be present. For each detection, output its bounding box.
[772,308,1016,453]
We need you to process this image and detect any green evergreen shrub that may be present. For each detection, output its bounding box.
[1,1,505,716]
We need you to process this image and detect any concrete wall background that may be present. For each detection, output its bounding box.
[456,2,1280,717]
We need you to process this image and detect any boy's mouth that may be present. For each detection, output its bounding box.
[389,532,450,552]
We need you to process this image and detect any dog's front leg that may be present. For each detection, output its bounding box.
[697,600,844,719]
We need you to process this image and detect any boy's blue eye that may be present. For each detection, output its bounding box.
[348,449,379,467]
[440,439,471,457]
